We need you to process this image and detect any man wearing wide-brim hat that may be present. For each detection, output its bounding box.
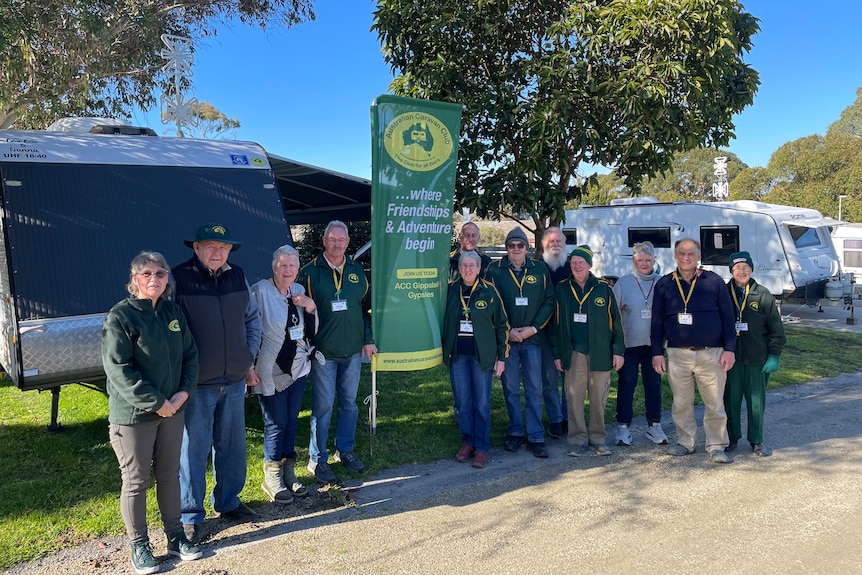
[172,224,262,542]
[724,251,786,457]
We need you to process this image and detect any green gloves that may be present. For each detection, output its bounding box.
[762,355,781,374]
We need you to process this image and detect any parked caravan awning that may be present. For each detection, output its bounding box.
[783,217,845,228]
[269,155,371,224]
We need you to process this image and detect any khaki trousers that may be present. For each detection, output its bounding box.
[666,347,730,452]
[564,351,610,448]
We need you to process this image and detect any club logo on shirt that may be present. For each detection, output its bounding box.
[475,300,488,309]
[168,319,181,332]
[525,275,537,284]
[750,302,760,311]
[347,273,360,284]
[594,297,606,307]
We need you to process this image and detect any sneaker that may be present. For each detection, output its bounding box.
[645,422,669,445]
[308,460,338,483]
[725,439,739,452]
[334,450,366,473]
[709,449,733,464]
[167,531,202,561]
[547,421,563,439]
[130,540,159,575]
[182,524,201,545]
[525,441,549,458]
[667,443,694,456]
[454,443,474,462]
[593,444,612,456]
[615,424,632,446]
[219,502,258,524]
[751,443,772,457]
[472,451,488,468]
[567,445,589,457]
[503,435,524,452]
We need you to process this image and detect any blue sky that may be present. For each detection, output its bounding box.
[133,0,862,179]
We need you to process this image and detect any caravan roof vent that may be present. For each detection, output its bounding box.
[46,117,157,136]
[89,124,157,136]
[610,196,659,205]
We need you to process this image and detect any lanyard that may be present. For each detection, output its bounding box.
[635,276,655,304]
[731,283,750,321]
[460,281,479,320]
[673,271,698,314]
[507,266,526,297]
[331,267,343,299]
[569,282,595,314]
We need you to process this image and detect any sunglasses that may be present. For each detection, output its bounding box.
[137,270,168,279]
[507,242,526,249]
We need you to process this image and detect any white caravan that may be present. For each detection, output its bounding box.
[561,197,841,300]
[831,223,862,277]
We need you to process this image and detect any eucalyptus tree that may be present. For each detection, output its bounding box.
[1,0,314,129]
[373,0,760,244]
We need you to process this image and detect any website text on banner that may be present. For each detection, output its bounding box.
[370,95,464,372]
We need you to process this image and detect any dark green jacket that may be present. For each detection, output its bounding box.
[298,253,373,358]
[484,256,554,346]
[102,296,199,425]
[442,278,510,371]
[552,274,625,372]
[727,278,786,365]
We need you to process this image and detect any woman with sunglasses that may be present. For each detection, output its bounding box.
[102,251,201,574]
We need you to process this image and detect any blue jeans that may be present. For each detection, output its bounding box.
[616,345,663,425]
[541,342,566,423]
[449,354,493,452]
[180,381,248,525]
[501,342,545,442]
[309,353,362,464]
[258,377,307,462]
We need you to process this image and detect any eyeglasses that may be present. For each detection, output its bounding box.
[137,270,168,279]
[507,242,526,249]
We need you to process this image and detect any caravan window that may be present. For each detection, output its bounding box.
[563,229,577,245]
[628,227,670,248]
[788,225,825,249]
[843,239,862,268]
[700,226,739,266]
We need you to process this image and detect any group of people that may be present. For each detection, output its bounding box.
[443,226,786,471]
[102,221,374,574]
[101,218,785,574]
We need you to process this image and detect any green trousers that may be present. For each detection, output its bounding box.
[724,362,767,444]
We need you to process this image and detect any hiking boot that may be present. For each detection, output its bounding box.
[219,502,258,523]
[308,460,338,483]
[334,450,366,473]
[130,540,159,575]
[503,435,524,452]
[526,441,549,458]
[472,451,488,468]
[645,422,669,445]
[167,531,202,561]
[282,457,309,497]
[615,424,632,446]
[752,443,772,457]
[262,460,293,504]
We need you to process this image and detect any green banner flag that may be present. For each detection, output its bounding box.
[370,95,463,371]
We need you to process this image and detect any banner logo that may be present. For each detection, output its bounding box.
[383,112,454,172]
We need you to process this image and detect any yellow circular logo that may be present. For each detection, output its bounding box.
[251,157,266,166]
[525,275,537,284]
[383,112,454,172]
[594,297,606,307]
[475,300,488,309]
[168,320,181,332]
[750,302,760,310]
[347,273,360,284]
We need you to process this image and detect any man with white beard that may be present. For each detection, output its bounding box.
[539,227,570,438]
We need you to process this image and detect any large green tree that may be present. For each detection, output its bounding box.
[1,0,314,129]
[373,0,760,246]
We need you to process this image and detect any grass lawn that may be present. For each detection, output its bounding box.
[0,325,860,569]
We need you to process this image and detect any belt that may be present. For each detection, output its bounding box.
[686,346,706,351]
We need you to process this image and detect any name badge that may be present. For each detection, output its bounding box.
[573,313,588,323]
[331,300,348,312]
[289,325,304,340]
[641,309,652,319]
[735,322,748,332]
[460,320,474,333]
[515,297,529,307]
[678,313,693,325]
